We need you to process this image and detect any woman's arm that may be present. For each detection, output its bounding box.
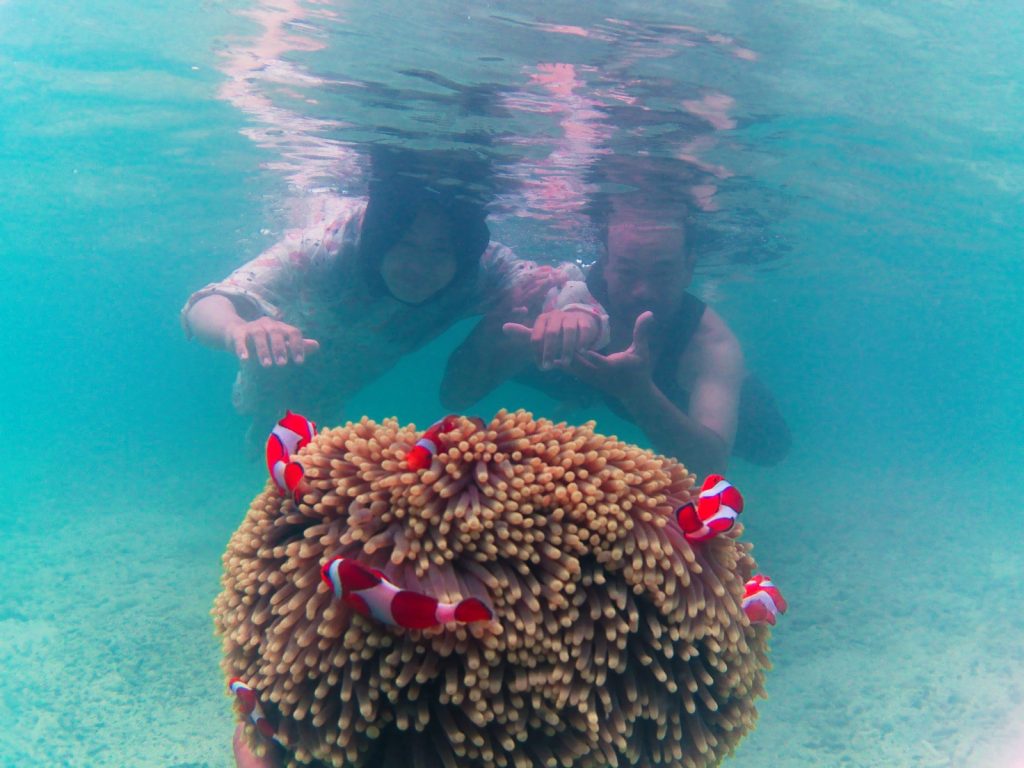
[181,215,341,365]
[185,294,318,366]
[184,294,247,352]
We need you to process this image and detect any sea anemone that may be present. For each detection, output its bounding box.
[214,409,773,768]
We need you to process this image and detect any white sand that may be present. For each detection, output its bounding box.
[727,457,1024,767]
[4,443,1020,767]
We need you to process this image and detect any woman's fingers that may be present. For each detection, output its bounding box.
[270,330,289,365]
[250,332,272,366]
[502,321,532,343]
[232,329,250,361]
[530,312,589,370]
[530,314,554,369]
[505,312,600,371]
[228,319,318,366]
[284,326,307,364]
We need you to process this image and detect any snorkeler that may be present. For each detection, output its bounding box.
[182,146,609,452]
[443,196,790,478]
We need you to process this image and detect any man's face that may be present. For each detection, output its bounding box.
[604,217,693,322]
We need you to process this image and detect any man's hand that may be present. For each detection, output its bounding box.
[503,308,603,370]
[226,317,320,367]
[568,310,656,399]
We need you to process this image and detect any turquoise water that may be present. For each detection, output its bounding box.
[2,1,1022,766]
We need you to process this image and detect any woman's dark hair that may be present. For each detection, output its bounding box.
[359,145,493,301]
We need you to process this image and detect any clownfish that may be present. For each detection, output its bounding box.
[406,415,460,470]
[320,556,493,630]
[674,474,744,542]
[741,574,788,626]
[228,677,280,743]
[406,414,485,470]
[266,410,317,501]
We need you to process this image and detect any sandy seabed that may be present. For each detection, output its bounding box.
[2,446,1021,767]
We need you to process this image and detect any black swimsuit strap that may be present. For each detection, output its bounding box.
[650,292,707,406]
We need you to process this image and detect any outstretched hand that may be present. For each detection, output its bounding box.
[228,317,320,367]
[568,310,656,398]
[503,307,602,370]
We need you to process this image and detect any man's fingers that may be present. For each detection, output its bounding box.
[630,311,655,358]
[502,322,532,342]
[572,349,608,371]
[557,322,580,368]
[303,339,320,355]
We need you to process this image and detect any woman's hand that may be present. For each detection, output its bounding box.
[226,316,320,367]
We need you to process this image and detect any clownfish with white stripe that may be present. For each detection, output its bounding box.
[406,414,485,470]
[406,415,459,470]
[320,556,493,630]
[265,410,317,501]
[228,677,280,744]
[675,474,744,542]
[741,574,788,626]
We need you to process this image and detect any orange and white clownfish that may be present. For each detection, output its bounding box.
[266,410,317,501]
[228,677,281,744]
[675,474,744,542]
[320,556,493,630]
[406,415,460,470]
[741,574,788,626]
[406,414,485,470]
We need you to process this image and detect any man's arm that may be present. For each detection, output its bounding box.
[617,384,730,478]
[619,309,743,476]
[441,314,528,411]
[442,303,603,410]
[568,309,743,477]
[618,309,741,479]
[682,309,743,459]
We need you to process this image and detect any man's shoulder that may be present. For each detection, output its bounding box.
[688,307,744,374]
[697,306,738,341]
